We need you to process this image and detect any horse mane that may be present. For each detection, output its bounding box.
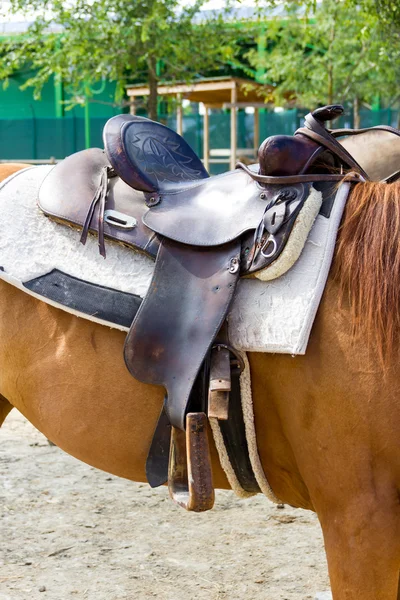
[333,180,400,364]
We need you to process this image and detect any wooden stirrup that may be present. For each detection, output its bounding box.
[168,413,215,512]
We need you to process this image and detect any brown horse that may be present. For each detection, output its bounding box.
[1,163,400,599]
[0,162,31,178]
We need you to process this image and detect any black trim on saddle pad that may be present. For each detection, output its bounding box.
[23,269,141,328]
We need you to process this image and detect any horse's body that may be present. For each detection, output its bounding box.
[2,164,400,599]
[0,162,31,178]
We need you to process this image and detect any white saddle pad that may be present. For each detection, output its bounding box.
[0,166,349,355]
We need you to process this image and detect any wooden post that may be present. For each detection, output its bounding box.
[129,98,136,115]
[176,93,183,136]
[254,107,260,160]
[230,84,237,170]
[203,104,210,172]
[353,97,360,129]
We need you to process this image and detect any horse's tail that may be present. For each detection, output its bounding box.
[333,180,400,365]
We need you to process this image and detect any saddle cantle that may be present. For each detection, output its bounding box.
[103,114,209,193]
[38,105,400,512]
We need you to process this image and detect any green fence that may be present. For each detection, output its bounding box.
[1,108,398,174]
[0,116,113,160]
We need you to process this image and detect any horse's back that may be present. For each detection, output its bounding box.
[0,163,31,181]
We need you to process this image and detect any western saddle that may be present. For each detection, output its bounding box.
[38,104,400,511]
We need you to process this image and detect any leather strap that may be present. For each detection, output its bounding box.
[296,127,369,179]
[297,113,370,179]
[296,113,400,181]
[212,324,261,494]
[146,402,171,488]
[235,163,364,185]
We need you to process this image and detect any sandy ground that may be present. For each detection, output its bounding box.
[1,410,331,600]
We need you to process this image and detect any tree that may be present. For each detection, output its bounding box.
[364,0,400,29]
[257,0,400,29]
[249,0,400,117]
[1,0,241,119]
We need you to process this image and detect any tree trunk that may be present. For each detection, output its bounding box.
[353,97,360,128]
[147,56,158,121]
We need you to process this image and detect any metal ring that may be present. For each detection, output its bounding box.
[261,235,277,259]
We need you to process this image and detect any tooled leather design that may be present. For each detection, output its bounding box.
[128,132,206,184]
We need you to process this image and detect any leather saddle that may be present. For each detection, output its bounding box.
[38,105,400,511]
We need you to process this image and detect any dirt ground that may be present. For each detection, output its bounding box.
[1,410,331,600]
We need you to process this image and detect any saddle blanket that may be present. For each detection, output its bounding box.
[0,165,349,354]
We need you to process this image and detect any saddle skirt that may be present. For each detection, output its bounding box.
[0,165,349,355]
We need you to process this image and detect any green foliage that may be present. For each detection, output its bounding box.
[0,0,241,113]
[249,0,400,108]
[369,0,400,29]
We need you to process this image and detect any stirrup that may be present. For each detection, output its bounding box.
[168,413,214,512]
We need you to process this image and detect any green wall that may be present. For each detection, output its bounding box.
[0,69,124,158]
[0,70,57,118]
[0,69,121,119]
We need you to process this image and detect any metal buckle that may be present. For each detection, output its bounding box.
[212,343,245,374]
[103,210,137,230]
[261,234,278,259]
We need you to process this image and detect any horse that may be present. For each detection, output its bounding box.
[1,162,400,600]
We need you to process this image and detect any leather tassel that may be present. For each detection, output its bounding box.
[80,185,101,247]
[80,165,110,257]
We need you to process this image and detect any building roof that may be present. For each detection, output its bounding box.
[126,76,272,107]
